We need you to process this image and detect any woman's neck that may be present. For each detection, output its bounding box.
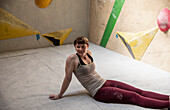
[78,53,87,60]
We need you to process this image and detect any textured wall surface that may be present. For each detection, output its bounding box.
[0,0,89,52]
[89,0,170,72]
[89,0,114,45]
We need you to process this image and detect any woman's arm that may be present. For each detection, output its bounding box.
[49,55,76,100]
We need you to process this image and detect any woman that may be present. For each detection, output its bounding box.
[49,36,170,109]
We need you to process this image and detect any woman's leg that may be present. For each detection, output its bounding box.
[105,80,169,101]
[94,87,169,109]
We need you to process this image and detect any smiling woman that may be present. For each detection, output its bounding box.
[34,0,53,8]
[49,36,170,109]
[74,36,89,60]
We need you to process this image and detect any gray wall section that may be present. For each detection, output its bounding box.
[0,0,89,52]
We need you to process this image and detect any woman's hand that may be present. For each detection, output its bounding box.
[49,94,62,100]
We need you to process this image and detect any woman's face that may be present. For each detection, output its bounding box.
[75,43,89,56]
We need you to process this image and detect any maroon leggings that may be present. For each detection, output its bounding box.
[94,80,169,109]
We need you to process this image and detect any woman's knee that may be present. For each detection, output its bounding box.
[129,92,141,104]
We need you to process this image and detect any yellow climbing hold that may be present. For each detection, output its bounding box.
[35,0,53,8]
[41,28,72,46]
[0,8,40,40]
[116,27,158,60]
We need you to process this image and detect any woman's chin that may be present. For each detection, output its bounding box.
[78,53,85,56]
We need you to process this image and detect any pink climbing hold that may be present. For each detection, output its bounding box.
[157,8,170,32]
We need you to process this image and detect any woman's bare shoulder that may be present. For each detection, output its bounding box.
[66,54,79,70]
[67,54,78,62]
[87,50,93,56]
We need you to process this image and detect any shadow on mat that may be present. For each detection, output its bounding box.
[62,90,91,98]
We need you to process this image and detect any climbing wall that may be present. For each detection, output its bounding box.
[0,0,89,52]
[89,0,170,72]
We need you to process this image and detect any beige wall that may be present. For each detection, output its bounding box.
[1,0,170,72]
[89,0,170,72]
[0,0,89,52]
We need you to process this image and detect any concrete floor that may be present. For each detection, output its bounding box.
[0,43,170,110]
